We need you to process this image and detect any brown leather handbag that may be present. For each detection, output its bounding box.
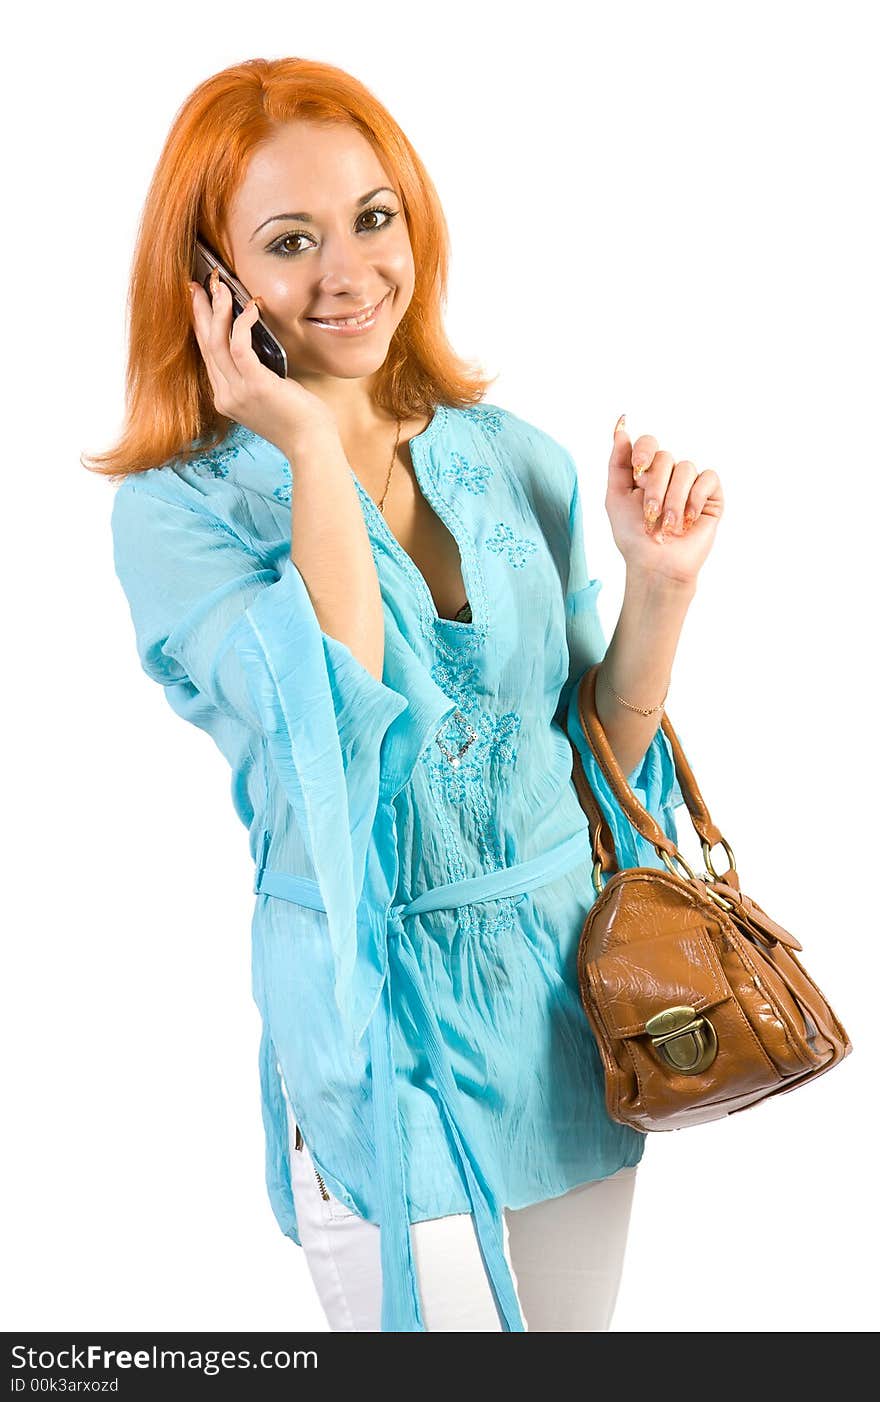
[567,663,851,1132]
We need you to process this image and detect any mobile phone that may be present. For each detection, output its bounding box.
[191,237,288,379]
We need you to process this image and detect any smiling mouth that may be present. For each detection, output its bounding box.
[305,292,390,328]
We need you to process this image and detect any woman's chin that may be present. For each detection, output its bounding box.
[289,341,393,380]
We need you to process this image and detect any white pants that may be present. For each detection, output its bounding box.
[281,1077,637,1332]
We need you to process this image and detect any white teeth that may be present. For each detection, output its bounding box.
[311,299,382,327]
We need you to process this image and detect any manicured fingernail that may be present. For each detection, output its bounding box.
[662,509,675,533]
[684,508,697,528]
[614,413,626,435]
[644,499,660,525]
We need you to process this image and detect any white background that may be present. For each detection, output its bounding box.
[3,0,877,1334]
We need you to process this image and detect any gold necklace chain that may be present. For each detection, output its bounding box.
[377,417,403,515]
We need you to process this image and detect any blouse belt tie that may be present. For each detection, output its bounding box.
[255,824,592,1333]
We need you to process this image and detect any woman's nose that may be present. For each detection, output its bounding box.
[315,235,375,285]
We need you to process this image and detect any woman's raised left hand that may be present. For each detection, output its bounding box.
[605,414,724,587]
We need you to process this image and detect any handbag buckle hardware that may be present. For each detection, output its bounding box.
[645,1005,719,1074]
[700,880,735,912]
[591,848,735,910]
[701,836,737,881]
[591,857,604,897]
[658,845,736,911]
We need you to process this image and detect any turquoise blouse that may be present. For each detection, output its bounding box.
[110,401,685,1332]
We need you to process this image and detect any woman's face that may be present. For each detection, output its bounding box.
[223,120,416,385]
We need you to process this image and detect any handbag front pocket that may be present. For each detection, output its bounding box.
[584,926,783,1126]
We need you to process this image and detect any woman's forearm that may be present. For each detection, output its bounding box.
[594,568,696,779]
[283,426,385,681]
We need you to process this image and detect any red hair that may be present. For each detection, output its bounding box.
[82,55,498,483]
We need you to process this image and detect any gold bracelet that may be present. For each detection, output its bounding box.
[602,666,669,717]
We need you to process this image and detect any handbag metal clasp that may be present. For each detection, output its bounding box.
[645,1005,718,1074]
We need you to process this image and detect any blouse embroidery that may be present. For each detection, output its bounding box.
[272,464,292,508]
[433,709,480,768]
[422,643,523,942]
[441,451,494,495]
[459,405,507,436]
[485,522,538,567]
[189,423,250,479]
[396,412,525,933]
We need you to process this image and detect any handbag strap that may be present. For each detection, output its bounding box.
[569,662,735,885]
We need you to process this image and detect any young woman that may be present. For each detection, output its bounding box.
[86,55,723,1332]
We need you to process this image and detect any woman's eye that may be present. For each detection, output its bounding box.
[271,232,311,258]
[268,206,398,258]
[359,206,397,232]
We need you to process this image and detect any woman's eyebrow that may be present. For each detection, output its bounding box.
[250,186,397,240]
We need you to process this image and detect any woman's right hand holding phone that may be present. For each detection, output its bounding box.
[188,271,388,683]
[187,272,339,453]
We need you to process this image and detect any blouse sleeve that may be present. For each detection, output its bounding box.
[555,459,687,872]
[110,470,414,1045]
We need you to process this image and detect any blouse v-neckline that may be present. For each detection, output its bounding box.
[349,404,482,633]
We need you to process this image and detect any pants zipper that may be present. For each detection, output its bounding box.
[292,1118,330,1200]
